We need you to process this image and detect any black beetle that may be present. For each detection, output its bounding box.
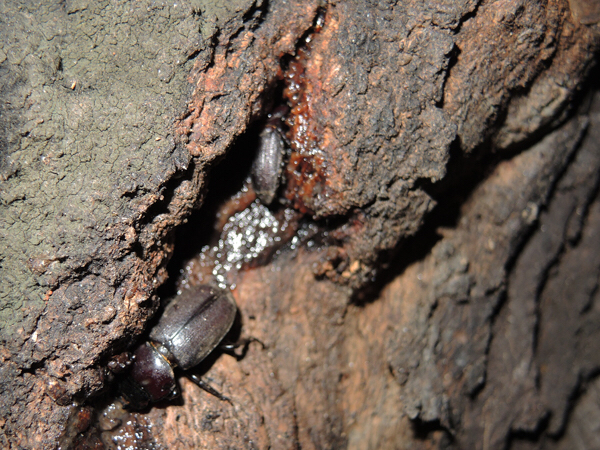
[251,108,288,205]
[121,285,237,409]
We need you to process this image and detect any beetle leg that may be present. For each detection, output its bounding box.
[187,373,232,404]
[219,337,265,360]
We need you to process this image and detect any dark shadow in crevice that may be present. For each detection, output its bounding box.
[505,412,551,450]
[359,73,600,307]
[411,417,454,448]
[158,124,263,288]
[351,135,491,305]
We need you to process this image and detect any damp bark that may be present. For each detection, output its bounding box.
[0,0,599,449]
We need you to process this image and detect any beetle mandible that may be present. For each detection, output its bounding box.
[122,285,237,408]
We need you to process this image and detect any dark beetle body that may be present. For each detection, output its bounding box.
[251,110,287,205]
[125,285,237,407]
[149,285,237,370]
[129,341,177,403]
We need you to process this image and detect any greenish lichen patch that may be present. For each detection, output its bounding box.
[0,0,208,347]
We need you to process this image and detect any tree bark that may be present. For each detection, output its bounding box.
[0,0,598,449]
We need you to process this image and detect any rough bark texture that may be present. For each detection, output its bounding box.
[0,0,598,449]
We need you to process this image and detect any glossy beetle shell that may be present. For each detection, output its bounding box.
[149,284,237,370]
[251,126,286,205]
[130,342,177,402]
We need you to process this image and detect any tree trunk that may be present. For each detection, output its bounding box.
[0,0,599,449]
